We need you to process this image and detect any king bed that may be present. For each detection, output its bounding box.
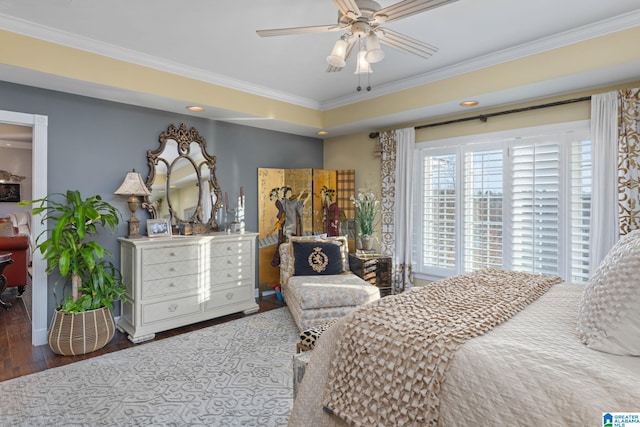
[287,231,640,427]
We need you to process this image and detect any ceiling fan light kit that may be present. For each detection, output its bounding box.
[327,37,350,67]
[355,50,373,74]
[364,33,385,63]
[257,0,459,86]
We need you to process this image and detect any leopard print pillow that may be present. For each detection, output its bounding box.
[298,319,339,351]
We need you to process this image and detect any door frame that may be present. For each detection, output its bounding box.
[0,109,48,346]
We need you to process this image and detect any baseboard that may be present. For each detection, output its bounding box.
[33,327,48,346]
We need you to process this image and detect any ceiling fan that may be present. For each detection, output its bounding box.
[257,0,459,73]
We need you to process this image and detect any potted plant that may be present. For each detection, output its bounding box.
[352,188,380,251]
[19,190,126,355]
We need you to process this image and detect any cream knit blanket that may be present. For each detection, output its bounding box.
[322,268,562,426]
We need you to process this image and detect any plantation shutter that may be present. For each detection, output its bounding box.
[510,143,560,275]
[569,139,592,283]
[464,149,503,271]
[415,122,591,283]
[421,153,456,270]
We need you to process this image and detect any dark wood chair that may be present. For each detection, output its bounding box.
[0,253,14,309]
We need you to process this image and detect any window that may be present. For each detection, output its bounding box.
[464,148,503,271]
[414,121,591,283]
[421,152,456,274]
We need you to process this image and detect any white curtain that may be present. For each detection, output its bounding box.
[590,91,619,271]
[380,127,415,292]
[590,89,640,273]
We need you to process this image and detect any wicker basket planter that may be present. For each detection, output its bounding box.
[48,306,116,356]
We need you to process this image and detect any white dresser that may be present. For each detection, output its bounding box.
[118,232,259,343]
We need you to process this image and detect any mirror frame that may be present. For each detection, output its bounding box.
[144,123,222,232]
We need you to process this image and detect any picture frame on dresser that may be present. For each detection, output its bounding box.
[147,219,171,237]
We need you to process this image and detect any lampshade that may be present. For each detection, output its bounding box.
[327,37,349,68]
[114,170,151,196]
[114,169,150,239]
[354,50,372,74]
[365,34,385,64]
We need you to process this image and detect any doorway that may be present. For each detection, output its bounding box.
[0,110,48,346]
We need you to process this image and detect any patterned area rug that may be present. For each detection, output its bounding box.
[0,307,298,426]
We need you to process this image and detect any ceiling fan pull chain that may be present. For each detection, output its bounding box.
[357,37,363,92]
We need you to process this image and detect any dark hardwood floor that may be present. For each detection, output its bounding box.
[0,285,286,383]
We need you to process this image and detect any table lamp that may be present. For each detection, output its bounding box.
[114,169,151,238]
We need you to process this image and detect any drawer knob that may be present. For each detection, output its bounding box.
[169,267,176,272]
[227,260,232,264]
[169,283,175,287]
[226,246,232,251]
[168,304,178,312]
[226,292,234,300]
[170,252,177,256]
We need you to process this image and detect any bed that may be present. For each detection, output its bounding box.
[288,232,640,427]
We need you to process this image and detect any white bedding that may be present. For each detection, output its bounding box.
[288,283,640,426]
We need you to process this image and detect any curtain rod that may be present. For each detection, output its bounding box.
[414,96,592,130]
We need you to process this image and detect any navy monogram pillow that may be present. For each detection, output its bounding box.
[292,241,343,276]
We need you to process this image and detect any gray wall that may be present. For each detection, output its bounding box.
[0,81,323,318]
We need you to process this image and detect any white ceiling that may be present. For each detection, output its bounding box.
[0,0,639,137]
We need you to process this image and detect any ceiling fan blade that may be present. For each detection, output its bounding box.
[374,0,459,23]
[377,28,438,59]
[326,38,358,72]
[257,24,341,37]
[333,0,361,19]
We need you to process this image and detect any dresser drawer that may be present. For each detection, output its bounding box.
[142,294,201,324]
[210,252,252,270]
[142,273,199,299]
[142,244,199,265]
[211,240,251,257]
[142,258,200,281]
[204,283,253,311]
[211,265,253,286]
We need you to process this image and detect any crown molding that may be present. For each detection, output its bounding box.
[0,13,322,110]
[1,10,638,112]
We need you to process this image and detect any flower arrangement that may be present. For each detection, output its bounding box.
[351,187,380,237]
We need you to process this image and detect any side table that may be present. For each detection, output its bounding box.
[348,253,393,297]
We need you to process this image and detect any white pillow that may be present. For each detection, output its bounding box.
[10,212,31,236]
[0,220,14,237]
[577,229,640,355]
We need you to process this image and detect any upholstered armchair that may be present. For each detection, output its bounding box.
[0,218,30,306]
[279,236,380,331]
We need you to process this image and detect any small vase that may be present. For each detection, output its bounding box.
[360,234,373,251]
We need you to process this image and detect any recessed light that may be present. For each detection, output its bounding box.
[187,106,205,112]
[317,130,329,136]
[460,100,479,107]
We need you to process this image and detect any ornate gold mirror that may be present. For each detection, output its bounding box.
[144,123,222,232]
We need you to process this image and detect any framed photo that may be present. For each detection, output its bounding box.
[147,219,171,238]
[0,183,20,202]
